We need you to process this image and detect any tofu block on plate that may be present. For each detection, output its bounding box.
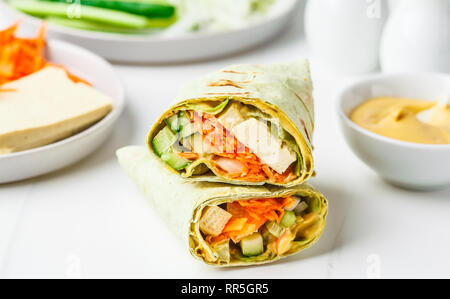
[0,66,113,154]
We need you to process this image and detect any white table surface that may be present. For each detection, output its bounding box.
[1,8,450,279]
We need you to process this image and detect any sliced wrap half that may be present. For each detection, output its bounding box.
[148,60,314,187]
[117,146,327,267]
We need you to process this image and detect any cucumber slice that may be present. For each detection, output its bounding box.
[39,0,176,18]
[178,111,197,138]
[280,211,296,228]
[179,123,196,138]
[10,0,152,29]
[266,221,285,238]
[166,114,180,132]
[46,17,148,33]
[152,126,177,156]
[240,233,264,257]
[161,151,191,170]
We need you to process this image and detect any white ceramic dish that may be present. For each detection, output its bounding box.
[0,0,299,63]
[337,73,450,190]
[0,39,125,184]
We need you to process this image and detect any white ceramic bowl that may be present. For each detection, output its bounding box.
[337,73,450,190]
[0,0,298,63]
[0,39,125,184]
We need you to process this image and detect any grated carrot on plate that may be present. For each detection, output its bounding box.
[0,22,90,86]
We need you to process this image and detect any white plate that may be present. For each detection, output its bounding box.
[0,0,299,63]
[0,39,125,184]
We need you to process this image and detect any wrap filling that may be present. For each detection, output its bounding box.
[191,193,324,265]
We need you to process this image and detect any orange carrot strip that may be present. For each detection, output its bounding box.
[0,22,90,86]
[282,196,297,210]
[222,218,247,233]
[178,152,200,160]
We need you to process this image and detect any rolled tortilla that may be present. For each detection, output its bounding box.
[117,146,327,267]
[147,60,314,187]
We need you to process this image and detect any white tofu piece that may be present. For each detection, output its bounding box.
[232,118,297,174]
[0,66,113,154]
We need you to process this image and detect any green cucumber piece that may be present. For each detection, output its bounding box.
[266,221,285,238]
[152,126,177,156]
[179,123,196,138]
[178,111,197,138]
[46,17,149,33]
[280,211,296,228]
[240,233,264,257]
[161,151,191,170]
[39,0,175,18]
[10,0,152,29]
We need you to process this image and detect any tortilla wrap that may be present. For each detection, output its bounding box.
[117,146,327,267]
[147,60,314,187]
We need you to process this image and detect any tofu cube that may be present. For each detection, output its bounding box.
[199,206,232,236]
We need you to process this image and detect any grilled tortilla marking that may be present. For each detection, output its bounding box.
[222,70,263,75]
[293,91,314,129]
[205,92,251,96]
[207,80,251,89]
[300,119,312,144]
[222,70,247,74]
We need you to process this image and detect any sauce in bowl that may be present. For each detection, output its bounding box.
[350,97,450,145]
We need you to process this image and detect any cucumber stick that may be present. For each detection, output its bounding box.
[240,233,264,257]
[280,211,296,228]
[39,0,175,18]
[46,17,145,33]
[47,16,175,33]
[152,126,191,171]
[152,126,177,157]
[161,151,191,171]
[10,0,152,29]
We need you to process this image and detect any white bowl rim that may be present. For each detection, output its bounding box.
[0,39,125,160]
[0,0,298,42]
[337,72,450,151]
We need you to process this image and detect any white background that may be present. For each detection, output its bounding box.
[1,4,450,279]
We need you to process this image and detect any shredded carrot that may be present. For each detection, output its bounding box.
[282,196,298,210]
[211,197,293,243]
[192,112,296,183]
[222,218,247,233]
[0,22,90,86]
[0,88,15,93]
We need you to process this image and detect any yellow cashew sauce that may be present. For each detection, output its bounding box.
[350,97,450,145]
